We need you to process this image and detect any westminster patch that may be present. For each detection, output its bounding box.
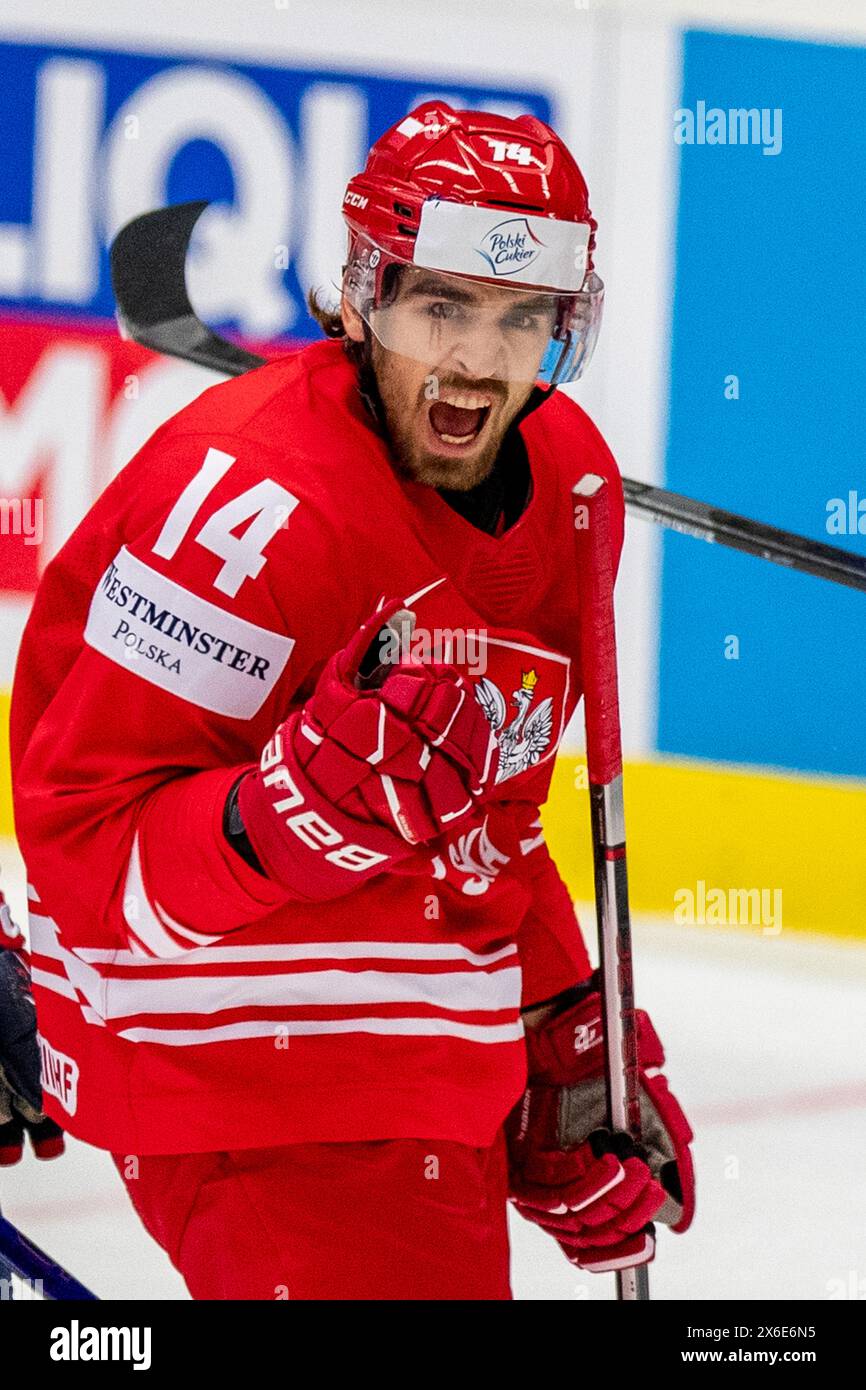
[84,547,294,717]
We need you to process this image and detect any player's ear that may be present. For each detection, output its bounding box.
[341,291,365,343]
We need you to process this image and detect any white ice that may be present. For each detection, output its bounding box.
[2,840,864,1301]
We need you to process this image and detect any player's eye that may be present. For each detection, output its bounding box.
[502,309,544,332]
[427,300,461,321]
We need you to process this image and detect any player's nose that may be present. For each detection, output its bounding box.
[447,326,508,382]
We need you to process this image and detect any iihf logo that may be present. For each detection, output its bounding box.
[476,217,544,277]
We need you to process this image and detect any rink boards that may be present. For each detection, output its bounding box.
[1,6,865,937]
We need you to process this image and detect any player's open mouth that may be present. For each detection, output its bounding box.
[427,391,492,447]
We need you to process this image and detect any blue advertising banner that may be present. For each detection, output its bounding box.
[659,29,866,778]
[0,39,550,340]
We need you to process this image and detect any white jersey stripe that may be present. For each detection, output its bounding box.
[26,912,66,961]
[115,1016,525,1047]
[29,908,522,1020]
[29,904,518,969]
[30,967,79,1001]
[80,964,522,1020]
[73,938,519,968]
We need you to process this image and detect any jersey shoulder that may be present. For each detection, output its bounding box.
[160,337,345,443]
[523,389,622,491]
[40,339,369,652]
[24,341,370,733]
[521,390,625,562]
[122,337,387,523]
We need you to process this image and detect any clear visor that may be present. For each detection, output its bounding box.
[344,239,604,388]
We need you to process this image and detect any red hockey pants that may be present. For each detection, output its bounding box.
[112,1133,512,1300]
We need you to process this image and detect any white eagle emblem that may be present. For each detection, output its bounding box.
[474,668,554,782]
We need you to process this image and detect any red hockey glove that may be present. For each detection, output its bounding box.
[505,976,695,1273]
[238,600,499,899]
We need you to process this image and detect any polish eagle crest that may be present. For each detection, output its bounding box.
[474,668,554,782]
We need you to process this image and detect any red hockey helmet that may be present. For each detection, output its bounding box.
[341,102,603,387]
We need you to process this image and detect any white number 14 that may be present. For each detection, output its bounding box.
[152,447,299,598]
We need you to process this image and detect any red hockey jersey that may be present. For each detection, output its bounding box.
[10,338,623,1154]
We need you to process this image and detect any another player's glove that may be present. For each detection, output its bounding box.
[505,973,695,1273]
[0,895,65,1165]
[237,599,499,899]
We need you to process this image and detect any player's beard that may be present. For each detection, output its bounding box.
[371,343,533,492]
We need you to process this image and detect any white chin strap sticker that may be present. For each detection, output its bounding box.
[413,198,589,292]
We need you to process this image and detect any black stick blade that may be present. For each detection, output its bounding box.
[109,201,266,377]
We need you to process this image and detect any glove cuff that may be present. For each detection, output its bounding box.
[525,977,666,1085]
[524,980,605,1083]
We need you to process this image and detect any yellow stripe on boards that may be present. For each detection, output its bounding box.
[543,755,866,941]
[2,696,864,941]
[0,691,11,838]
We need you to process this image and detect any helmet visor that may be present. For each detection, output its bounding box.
[345,238,603,388]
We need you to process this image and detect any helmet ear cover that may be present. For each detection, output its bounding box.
[340,254,404,378]
[339,259,405,429]
[539,272,604,387]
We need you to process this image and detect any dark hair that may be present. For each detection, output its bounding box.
[307,262,405,369]
[307,288,346,341]
[307,286,366,370]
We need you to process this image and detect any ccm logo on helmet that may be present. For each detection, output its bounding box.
[259,733,388,872]
[344,191,368,209]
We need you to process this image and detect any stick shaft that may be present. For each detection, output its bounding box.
[623,477,866,592]
[574,472,649,1302]
[0,1214,98,1300]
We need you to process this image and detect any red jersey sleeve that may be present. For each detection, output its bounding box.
[11,426,361,959]
[512,809,592,1008]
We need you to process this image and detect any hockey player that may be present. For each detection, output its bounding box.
[10,103,694,1299]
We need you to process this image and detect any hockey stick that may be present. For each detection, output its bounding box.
[0,1202,11,1288]
[110,200,264,377]
[110,201,866,595]
[622,478,866,593]
[0,1212,99,1299]
[573,473,650,1302]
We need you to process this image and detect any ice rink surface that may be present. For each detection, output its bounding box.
[2,839,864,1302]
